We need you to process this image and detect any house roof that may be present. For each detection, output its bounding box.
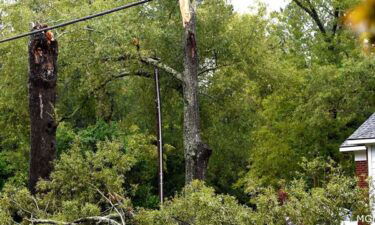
[340,140,353,148]
[347,113,375,140]
[340,113,375,152]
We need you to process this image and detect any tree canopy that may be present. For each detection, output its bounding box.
[0,0,373,224]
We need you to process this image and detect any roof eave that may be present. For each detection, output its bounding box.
[346,138,375,145]
[339,145,367,152]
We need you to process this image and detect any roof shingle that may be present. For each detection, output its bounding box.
[340,113,375,149]
[347,113,375,140]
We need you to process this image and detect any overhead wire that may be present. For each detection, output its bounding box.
[0,0,152,44]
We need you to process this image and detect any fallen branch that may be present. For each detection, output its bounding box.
[27,218,69,225]
[172,216,191,225]
[89,184,126,225]
[28,215,121,225]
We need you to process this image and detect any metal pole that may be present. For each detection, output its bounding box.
[154,67,163,204]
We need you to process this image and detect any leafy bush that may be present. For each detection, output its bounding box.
[249,158,368,225]
[0,156,367,225]
[135,180,254,225]
[0,126,156,224]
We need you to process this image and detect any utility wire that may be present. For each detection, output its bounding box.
[0,0,152,44]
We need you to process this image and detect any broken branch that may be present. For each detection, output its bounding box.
[140,57,183,82]
[27,215,122,225]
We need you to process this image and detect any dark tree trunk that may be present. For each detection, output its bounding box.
[28,24,58,194]
[180,1,212,184]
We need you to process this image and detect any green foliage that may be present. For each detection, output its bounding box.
[249,158,367,225]
[0,0,371,223]
[135,180,254,225]
[246,58,375,186]
[40,139,135,203]
[136,159,366,225]
[0,126,155,224]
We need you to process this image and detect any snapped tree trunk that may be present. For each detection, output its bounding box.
[180,0,211,184]
[28,24,58,194]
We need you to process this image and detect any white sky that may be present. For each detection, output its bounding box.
[231,0,288,14]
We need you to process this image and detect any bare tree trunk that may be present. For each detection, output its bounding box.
[180,0,211,184]
[28,24,58,194]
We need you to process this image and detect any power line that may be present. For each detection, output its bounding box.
[0,0,152,44]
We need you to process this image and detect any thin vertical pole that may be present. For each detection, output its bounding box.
[154,67,164,204]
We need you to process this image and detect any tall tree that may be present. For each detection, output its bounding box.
[179,0,211,183]
[28,24,58,194]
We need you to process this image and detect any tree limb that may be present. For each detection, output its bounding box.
[96,48,183,82]
[198,63,233,76]
[172,216,191,225]
[292,0,312,16]
[140,57,183,82]
[331,7,340,37]
[27,216,122,225]
[59,54,183,123]
[292,0,327,35]
[58,69,151,123]
[74,216,122,225]
[10,200,34,217]
[27,218,69,225]
[89,184,126,225]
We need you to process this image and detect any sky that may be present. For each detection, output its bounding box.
[231,0,288,14]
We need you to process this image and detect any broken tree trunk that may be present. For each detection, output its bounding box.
[28,24,58,194]
[179,0,211,183]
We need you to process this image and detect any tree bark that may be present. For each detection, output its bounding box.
[28,24,58,194]
[180,0,211,183]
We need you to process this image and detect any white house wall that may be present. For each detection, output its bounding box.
[355,150,367,161]
[368,145,375,223]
